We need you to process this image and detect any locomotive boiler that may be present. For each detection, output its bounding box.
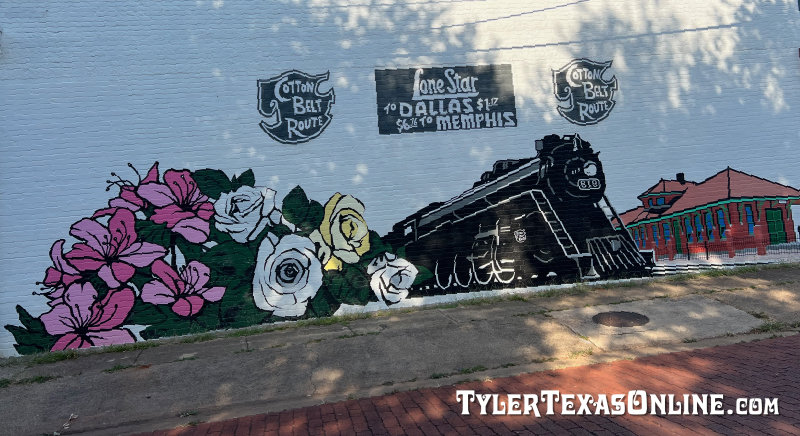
[385,134,653,295]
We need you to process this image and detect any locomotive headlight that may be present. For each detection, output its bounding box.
[583,162,598,177]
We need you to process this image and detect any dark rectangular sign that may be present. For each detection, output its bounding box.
[375,64,517,135]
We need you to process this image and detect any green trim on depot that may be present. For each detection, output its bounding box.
[623,196,800,228]
[637,191,685,198]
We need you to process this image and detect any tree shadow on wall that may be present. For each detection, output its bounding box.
[189,0,799,425]
[257,0,796,218]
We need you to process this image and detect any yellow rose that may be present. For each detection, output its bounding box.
[310,193,370,270]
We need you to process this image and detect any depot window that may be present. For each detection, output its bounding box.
[717,210,727,239]
[745,205,755,234]
[695,215,704,242]
[685,218,694,242]
[705,212,714,241]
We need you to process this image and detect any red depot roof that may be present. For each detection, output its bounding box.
[620,168,800,226]
[638,178,696,197]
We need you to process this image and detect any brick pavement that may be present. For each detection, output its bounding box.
[144,334,800,435]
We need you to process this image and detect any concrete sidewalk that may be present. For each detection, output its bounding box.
[141,334,800,436]
[1,265,798,435]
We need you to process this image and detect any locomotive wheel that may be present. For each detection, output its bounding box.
[493,229,517,285]
[493,260,516,284]
[452,254,473,287]
[471,238,494,286]
[434,259,453,290]
[533,247,555,264]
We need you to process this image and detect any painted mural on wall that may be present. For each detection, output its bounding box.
[4,163,424,354]
[553,59,618,126]
[375,65,517,135]
[257,70,335,144]
[5,134,657,354]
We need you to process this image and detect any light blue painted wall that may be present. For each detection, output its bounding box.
[1,0,799,356]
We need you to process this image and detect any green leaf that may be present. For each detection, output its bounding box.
[128,270,153,293]
[15,343,50,355]
[5,322,56,355]
[176,236,206,262]
[280,186,326,235]
[413,265,433,285]
[208,220,235,244]
[305,286,341,318]
[236,169,256,188]
[141,320,203,340]
[357,231,393,267]
[222,303,269,329]
[87,274,111,299]
[248,223,294,251]
[193,169,232,200]
[127,300,168,326]
[305,200,325,231]
[135,220,171,248]
[325,265,373,306]
[192,302,224,331]
[282,185,310,226]
[199,241,256,284]
[15,305,40,332]
[197,241,258,328]
[137,306,214,339]
[218,280,251,317]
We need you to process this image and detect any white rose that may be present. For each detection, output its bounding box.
[367,253,418,305]
[252,234,323,317]
[215,187,291,243]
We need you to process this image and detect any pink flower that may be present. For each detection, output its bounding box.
[38,240,82,302]
[40,282,136,351]
[94,162,160,217]
[141,259,225,317]
[65,208,167,288]
[137,170,214,243]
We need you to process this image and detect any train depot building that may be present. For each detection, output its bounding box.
[618,168,800,261]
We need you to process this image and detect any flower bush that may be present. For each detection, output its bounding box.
[5,163,430,355]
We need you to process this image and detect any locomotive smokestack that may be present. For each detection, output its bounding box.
[676,173,686,184]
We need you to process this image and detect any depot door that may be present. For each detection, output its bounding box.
[766,209,787,244]
[672,220,683,254]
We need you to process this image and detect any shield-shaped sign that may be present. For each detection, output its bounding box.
[552,59,618,126]
[257,70,335,144]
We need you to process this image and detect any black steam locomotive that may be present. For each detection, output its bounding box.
[385,134,653,295]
